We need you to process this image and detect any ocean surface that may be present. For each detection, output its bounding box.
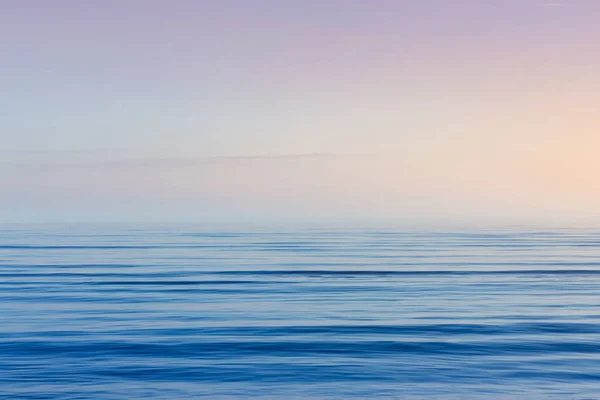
[2,225,600,399]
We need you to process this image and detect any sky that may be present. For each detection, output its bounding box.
[2,0,600,224]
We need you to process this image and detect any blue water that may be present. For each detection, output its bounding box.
[2,225,600,399]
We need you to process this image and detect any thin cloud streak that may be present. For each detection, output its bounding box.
[1,152,390,168]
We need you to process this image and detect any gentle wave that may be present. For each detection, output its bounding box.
[8,322,598,337]
[214,269,600,276]
[5,338,600,359]
[3,227,600,399]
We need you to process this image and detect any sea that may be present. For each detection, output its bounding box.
[1,224,600,399]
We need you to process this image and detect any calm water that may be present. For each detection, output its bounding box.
[2,225,600,399]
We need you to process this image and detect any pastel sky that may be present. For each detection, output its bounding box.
[2,0,600,224]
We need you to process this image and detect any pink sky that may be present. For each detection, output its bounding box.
[2,1,600,223]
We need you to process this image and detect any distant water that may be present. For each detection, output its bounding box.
[2,225,600,399]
